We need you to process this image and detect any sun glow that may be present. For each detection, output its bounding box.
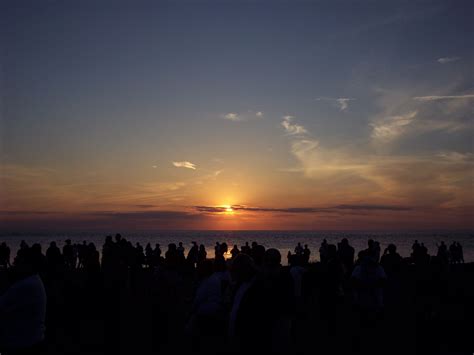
[223,205,234,215]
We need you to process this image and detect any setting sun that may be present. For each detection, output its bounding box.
[223,205,234,215]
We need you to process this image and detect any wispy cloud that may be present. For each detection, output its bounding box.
[222,111,264,122]
[334,204,412,211]
[223,112,240,121]
[437,57,460,64]
[316,97,355,111]
[437,151,473,163]
[371,111,417,143]
[369,86,473,146]
[336,98,354,111]
[172,161,196,170]
[194,204,411,214]
[413,94,474,101]
[281,116,308,135]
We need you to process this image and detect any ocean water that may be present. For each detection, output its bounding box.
[1,231,473,264]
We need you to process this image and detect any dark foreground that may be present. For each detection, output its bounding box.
[0,237,472,355]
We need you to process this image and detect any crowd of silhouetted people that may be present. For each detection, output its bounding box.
[0,235,471,355]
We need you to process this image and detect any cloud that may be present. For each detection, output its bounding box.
[370,111,417,143]
[316,97,355,111]
[419,119,471,133]
[291,139,319,158]
[369,86,473,146]
[152,165,157,168]
[281,116,308,135]
[0,210,60,215]
[0,209,211,232]
[223,112,240,121]
[194,204,411,214]
[172,161,196,170]
[413,94,474,101]
[336,98,354,111]
[95,210,201,220]
[222,111,263,122]
[437,151,473,163]
[334,204,411,211]
[437,57,460,64]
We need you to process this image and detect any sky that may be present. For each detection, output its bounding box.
[0,0,473,232]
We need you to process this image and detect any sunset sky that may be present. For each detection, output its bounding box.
[1,0,473,232]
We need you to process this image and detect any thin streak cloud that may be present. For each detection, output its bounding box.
[194,204,412,214]
[413,94,474,101]
[437,57,460,64]
[222,111,263,122]
[172,161,197,170]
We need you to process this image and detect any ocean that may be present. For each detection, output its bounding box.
[1,230,473,264]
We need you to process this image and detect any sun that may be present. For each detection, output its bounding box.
[223,205,234,215]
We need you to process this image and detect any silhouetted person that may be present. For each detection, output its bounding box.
[380,244,403,276]
[294,242,303,255]
[77,241,88,268]
[85,243,100,272]
[289,251,305,303]
[63,239,75,269]
[338,238,355,273]
[14,241,29,267]
[449,241,464,264]
[215,242,223,259]
[153,243,162,266]
[287,251,293,265]
[198,244,207,263]
[0,248,46,354]
[230,245,240,259]
[351,250,386,313]
[30,244,46,274]
[187,241,198,265]
[260,248,294,353]
[302,244,311,265]
[241,242,251,255]
[0,242,10,268]
[221,242,229,256]
[135,242,145,267]
[437,241,449,264]
[319,239,328,263]
[229,250,293,353]
[46,241,62,274]
[228,253,258,352]
[250,242,265,266]
[145,243,153,267]
[177,242,185,261]
[186,258,231,351]
[165,243,179,269]
[319,244,344,331]
[456,242,464,263]
[411,239,429,265]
